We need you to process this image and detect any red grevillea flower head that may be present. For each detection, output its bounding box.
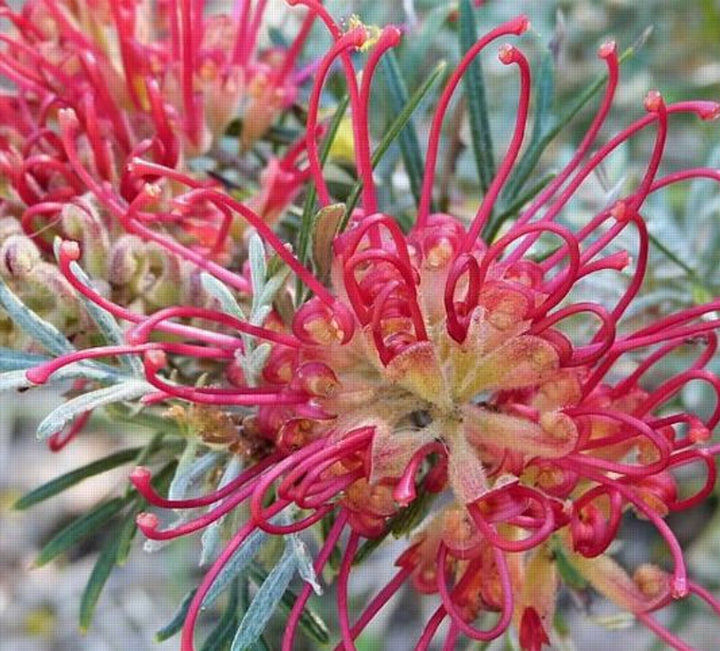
[0,0,319,263]
[20,6,720,651]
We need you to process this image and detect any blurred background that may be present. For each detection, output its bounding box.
[2,1,720,649]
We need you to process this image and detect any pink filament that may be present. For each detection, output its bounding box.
[530,302,616,367]
[436,542,513,641]
[130,453,281,509]
[357,26,402,214]
[180,518,263,651]
[25,342,230,385]
[287,0,375,219]
[416,15,529,228]
[416,606,447,651]
[173,188,355,339]
[55,242,241,349]
[304,28,367,206]
[57,113,253,294]
[523,101,712,267]
[565,407,671,477]
[636,612,694,651]
[274,10,316,84]
[338,531,361,651]
[564,463,688,598]
[137,480,259,541]
[179,0,200,145]
[510,42,620,240]
[126,305,300,349]
[141,352,306,406]
[462,44,532,248]
[664,449,717,511]
[637,370,720,431]
[687,581,720,616]
[393,442,445,506]
[331,567,412,650]
[467,486,556,553]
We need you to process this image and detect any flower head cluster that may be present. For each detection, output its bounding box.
[0,0,319,356]
[9,2,720,650]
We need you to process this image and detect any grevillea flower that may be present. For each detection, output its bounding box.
[20,4,720,651]
[0,0,319,274]
[0,0,327,439]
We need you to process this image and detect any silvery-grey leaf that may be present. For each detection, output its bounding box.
[201,528,268,611]
[36,380,154,439]
[0,274,74,356]
[230,545,298,651]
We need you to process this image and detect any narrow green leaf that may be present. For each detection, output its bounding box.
[79,519,125,632]
[34,497,130,567]
[59,495,162,634]
[459,0,495,194]
[0,274,75,356]
[102,402,184,434]
[554,608,570,636]
[389,488,435,536]
[203,615,239,651]
[77,463,176,631]
[36,380,154,440]
[267,26,288,49]
[295,94,351,303]
[200,457,244,566]
[297,95,350,266]
[113,502,142,567]
[648,231,712,297]
[254,636,272,651]
[293,603,331,645]
[155,588,199,642]
[14,447,144,510]
[552,544,588,591]
[342,60,447,229]
[500,37,642,208]
[231,548,298,650]
[380,51,426,208]
[499,48,555,207]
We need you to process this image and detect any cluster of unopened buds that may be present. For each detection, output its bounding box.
[0,0,317,343]
[5,0,720,649]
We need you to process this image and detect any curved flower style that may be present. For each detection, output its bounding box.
[22,5,720,651]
